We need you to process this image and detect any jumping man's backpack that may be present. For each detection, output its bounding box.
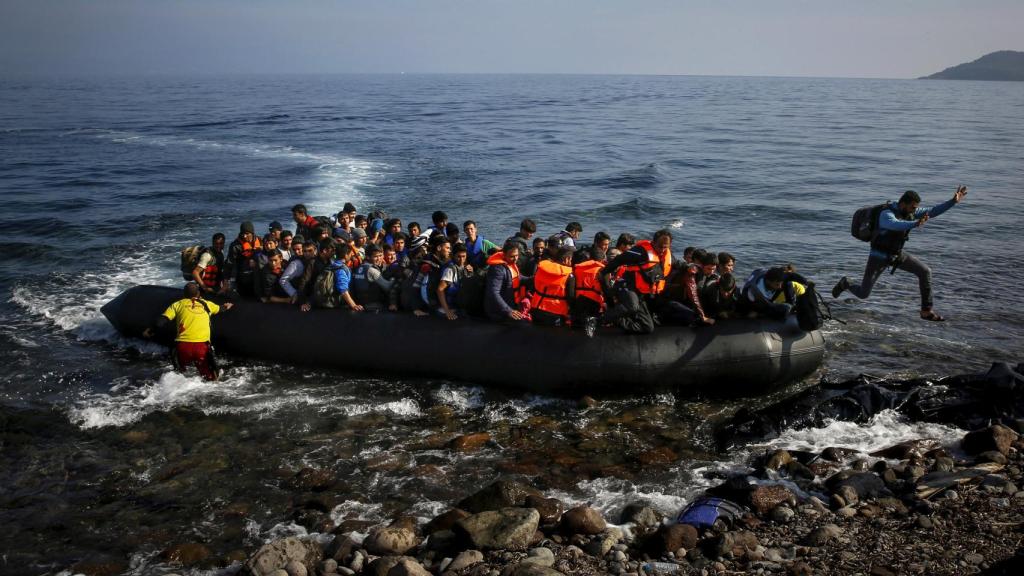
[851,203,888,242]
[180,245,207,280]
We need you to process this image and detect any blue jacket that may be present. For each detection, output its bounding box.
[869,198,957,259]
[332,261,351,294]
[484,263,517,320]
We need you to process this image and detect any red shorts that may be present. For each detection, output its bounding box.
[175,341,216,380]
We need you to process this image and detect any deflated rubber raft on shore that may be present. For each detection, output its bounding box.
[102,285,825,395]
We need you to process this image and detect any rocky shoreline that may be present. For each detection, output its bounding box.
[131,421,1024,576]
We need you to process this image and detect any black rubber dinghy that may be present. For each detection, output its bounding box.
[102,285,825,395]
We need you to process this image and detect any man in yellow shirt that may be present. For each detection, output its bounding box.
[144,283,233,380]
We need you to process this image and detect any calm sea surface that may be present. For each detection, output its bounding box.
[1,75,1022,574]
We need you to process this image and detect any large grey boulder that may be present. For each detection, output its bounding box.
[241,537,322,576]
[455,507,540,551]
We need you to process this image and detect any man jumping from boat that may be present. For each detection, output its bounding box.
[832,185,968,321]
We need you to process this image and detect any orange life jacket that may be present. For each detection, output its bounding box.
[487,251,524,303]
[240,238,262,260]
[573,259,605,309]
[530,260,572,318]
[621,240,670,295]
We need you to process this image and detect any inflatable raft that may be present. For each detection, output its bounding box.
[102,285,825,395]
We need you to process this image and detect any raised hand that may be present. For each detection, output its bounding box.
[953,185,967,203]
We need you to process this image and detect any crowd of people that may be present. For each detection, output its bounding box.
[180,201,812,337]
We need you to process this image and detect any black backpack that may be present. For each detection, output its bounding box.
[851,203,888,242]
[795,282,837,331]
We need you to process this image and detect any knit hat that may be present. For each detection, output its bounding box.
[240,221,255,234]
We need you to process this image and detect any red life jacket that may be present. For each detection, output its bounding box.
[621,240,670,295]
[573,259,605,309]
[200,255,221,289]
[530,260,572,318]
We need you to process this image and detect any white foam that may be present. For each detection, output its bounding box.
[329,500,386,528]
[432,383,487,410]
[750,409,965,456]
[548,476,694,522]
[338,397,422,418]
[68,369,254,429]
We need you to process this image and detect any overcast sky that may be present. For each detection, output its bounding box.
[1,0,1020,78]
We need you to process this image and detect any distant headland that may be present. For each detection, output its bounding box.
[921,50,1024,81]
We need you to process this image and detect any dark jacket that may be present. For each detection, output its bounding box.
[484,262,518,321]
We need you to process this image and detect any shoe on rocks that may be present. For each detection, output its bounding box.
[832,276,849,298]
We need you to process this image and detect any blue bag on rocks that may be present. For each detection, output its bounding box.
[675,497,744,530]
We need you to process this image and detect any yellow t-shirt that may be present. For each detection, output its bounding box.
[772,281,806,304]
[161,298,221,342]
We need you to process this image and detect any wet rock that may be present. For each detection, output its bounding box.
[802,524,843,547]
[770,505,795,524]
[365,556,402,576]
[870,439,939,460]
[524,494,564,525]
[324,534,358,563]
[447,550,484,572]
[319,559,338,575]
[583,529,622,557]
[450,433,491,452]
[387,557,431,576]
[784,460,816,480]
[287,468,335,492]
[522,547,555,567]
[820,447,858,462]
[560,505,606,535]
[161,543,211,566]
[749,485,796,516]
[646,524,698,556]
[981,475,1018,495]
[713,530,759,559]
[965,553,985,566]
[619,503,664,531]
[285,559,307,576]
[364,526,421,556]
[826,470,890,502]
[242,537,322,576]
[70,555,130,576]
[455,507,540,551]
[457,480,541,513]
[962,424,1018,456]
[426,509,471,535]
[638,446,678,466]
[978,450,1008,464]
[579,396,598,408]
[765,449,794,470]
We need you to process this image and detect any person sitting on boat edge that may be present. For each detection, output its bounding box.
[191,232,227,295]
[224,221,262,299]
[485,240,530,322]
[741,266,805,320]
[718,252,735,276]
[832,186,968,321]
[418,236,452,317]
[143,282,233,381]
[572,249,606,336]
[598,229,673,334]
[530,247,576,327]
[696,271,738,320]
[463,220,499,268]
[658,248,716,326]
[351,244,393,313]
[436,242,471,321]
[305,241,363,312]
[258,251,291,304]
